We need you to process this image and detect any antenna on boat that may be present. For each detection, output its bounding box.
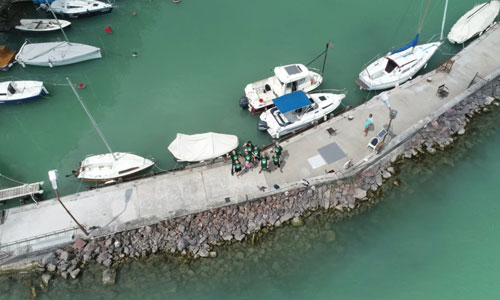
[66,77,118,161]
[440,0,449,41]
[45,0,70,43]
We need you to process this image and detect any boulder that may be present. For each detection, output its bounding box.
[41,274,52,287]
[103,258,113,267]
[72,238,87,250]
[291,217,304,227]
[46,263,56,272]
[59,251,71,262]
[41,252,56,267]
[457,127,465,135]
[375,174,383,186]
[69,268,81,279]
[353,189,367,200]
[102,269,116,286]
[209,251,217,258]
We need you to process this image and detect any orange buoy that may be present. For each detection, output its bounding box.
[105,26,112,34]
[132,12,137,16]
[77,83,85,89]
[259,99,263,103]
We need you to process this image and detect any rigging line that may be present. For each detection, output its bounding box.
[417,0,431,35]
[0,173,27,185]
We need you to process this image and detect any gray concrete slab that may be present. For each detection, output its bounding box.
[2,24,500,257]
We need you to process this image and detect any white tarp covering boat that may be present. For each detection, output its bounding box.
[168,132,239,162]
[448,1,500,44]
[15,19,71,32]
[75,152,154,182]
[15,41,101,67]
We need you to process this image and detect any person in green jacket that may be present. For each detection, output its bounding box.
[228,149,240,175]
[272,153,282,172]
[274,141,283,157]
[243,149,253,169]
[233,159,243,178]
[252,145,261,163]
[259,151,270,174]
[244,141,253,153]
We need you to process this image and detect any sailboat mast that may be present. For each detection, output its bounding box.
[66,78,117,161]
[416,0,431,35]
[440,0,449,41]
[44,0,69,43]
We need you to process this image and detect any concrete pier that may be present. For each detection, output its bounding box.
[1,24,500,262]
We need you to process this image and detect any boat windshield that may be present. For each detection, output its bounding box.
[7,83,16,94]
[385,59,398,73]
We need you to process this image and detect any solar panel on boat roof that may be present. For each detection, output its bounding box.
[284,65,302,75]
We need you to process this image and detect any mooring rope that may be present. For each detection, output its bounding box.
[0,173,27,185]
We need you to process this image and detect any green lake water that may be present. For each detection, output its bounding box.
[0,0,479,196]
[2,0,500,299]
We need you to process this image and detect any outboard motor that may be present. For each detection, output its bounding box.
[257,120,269,132]
[239,96,249,110]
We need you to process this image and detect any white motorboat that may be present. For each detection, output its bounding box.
[448,1,500,44]
[257,90,345,138]
[357,0,448,91]
[73,152,154,182]
[240,64,323,114]
[168,132,239,162]
[356,40,441,91]
[15,19,71,32]
[49,0,113,18]
[0,81,49,104]
[67,78,154,182]
[15,41,101,67]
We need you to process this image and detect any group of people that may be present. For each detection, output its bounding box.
[228,141,284,177]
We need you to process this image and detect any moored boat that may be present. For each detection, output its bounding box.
[240,64,323,114]
[15,19,71,32]
[15,41,101,67]
[0,81,49,104]
[168,132,239,162]
[257,90,345,138]
[448,0,500,44]
[48,0,113,18]
[73,153,155,182]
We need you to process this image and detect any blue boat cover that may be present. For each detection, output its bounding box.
[273,91,311,114]
[33,0,54,3]
[391,34,419,54]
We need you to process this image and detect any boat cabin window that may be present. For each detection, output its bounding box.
[93,3,99,6]
[68,5,83,8]
[7,83,16,94]
[385,59,398,73]
[319,96,327,101]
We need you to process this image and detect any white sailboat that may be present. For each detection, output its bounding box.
[67,78,154,182]
[15,5,101,68]
[448,0,500,44]
[357,0,448,91]
[48,0,113,18]
[15,19,71,32]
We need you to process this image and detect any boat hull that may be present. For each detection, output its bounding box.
[55,7,113,19]
[0,81,48,104]
[76,152,155,182]
[448,1,500,44]
[15,19,72,32]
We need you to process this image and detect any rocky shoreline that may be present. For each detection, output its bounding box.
[6,77,500,288]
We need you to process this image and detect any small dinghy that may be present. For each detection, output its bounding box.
[239,64,323,114]
[448,1,500,44]
[48,0,113,18]
[15,41,101,67]
[73,152,155,182]
[0,81,49,104]
[258,90,345,138]
[168,132,239,162]
[15,19,71,32]
[0,46,17,71]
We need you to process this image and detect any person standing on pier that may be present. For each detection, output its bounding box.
[243,149,253,169]
[244,141,253,153]
[272,153,282,172]
[259,151,270,174]
[228,149,240,175]
[252,145,261,164]
[274,141,283,157]
[233,159,243,178]
[364,113,374,136]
